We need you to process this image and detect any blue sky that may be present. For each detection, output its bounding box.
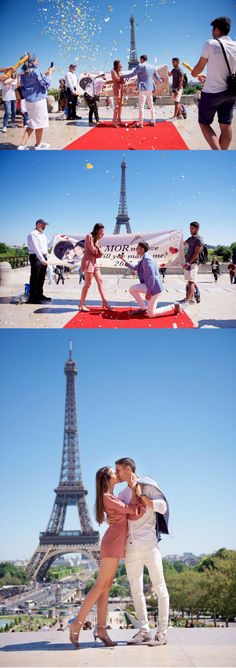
[0,329,235,560]
[1,0,235,87]
[0,151,235,247]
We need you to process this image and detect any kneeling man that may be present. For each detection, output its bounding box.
[119,241,179,317]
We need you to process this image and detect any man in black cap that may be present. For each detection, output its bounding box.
[191,16,236,149]
[27,219,51,304]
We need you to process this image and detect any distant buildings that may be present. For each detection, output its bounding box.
[164,552,207,567]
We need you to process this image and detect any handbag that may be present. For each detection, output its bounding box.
[216,38,236,96]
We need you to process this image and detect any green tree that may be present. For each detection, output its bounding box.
[0,243,11,254]
[214,245,232,262]
[0,562,29,587]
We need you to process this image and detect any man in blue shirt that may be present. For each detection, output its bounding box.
[124,54,163,127]
[119,241,180,317]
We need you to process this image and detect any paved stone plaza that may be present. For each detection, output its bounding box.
[0,267,235,329]
[0,628,236,667]
[1,105,236,151]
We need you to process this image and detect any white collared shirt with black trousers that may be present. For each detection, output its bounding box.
[27,229,48,303]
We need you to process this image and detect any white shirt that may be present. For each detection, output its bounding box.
[85,77,105,97]
[0,78,17,101]
[65,71,77,94]
[118,484,167,547]
[201,36,236,93]
[27,229,48,263]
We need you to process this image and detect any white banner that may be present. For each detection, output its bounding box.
[50,230,184,269]
[77,65,169,98]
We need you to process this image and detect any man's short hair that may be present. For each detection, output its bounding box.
[190,221,200,229]
[69,64,76,68]
[172,57,180,63]
[115,457,136,472]
[138,241,150,253]
[211,16,231,35]
[140,54,148,62]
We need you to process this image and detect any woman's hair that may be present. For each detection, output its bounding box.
[113,60,121,74]
[91,223,104,242]
[95,466,112,524]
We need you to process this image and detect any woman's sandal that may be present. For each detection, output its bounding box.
[102,301,112,310]
[93,624,117,646]
[78,305,90,312]
[69,619,83,648]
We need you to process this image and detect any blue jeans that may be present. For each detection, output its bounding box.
[3,100,16,127]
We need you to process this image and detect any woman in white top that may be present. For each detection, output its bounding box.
[0,76,17,132]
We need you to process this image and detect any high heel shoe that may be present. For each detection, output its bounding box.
[69,618,82,648]
[93,625,117,646]
[78,304,90,312]
[102,301,112,310]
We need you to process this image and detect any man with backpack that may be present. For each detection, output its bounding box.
[191,16,236,150]
[181,222,205,306]
[168,58,186,119]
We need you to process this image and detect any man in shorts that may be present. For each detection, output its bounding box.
[169,58,184,119]
[182,222,204,305]
[191,16,236,150]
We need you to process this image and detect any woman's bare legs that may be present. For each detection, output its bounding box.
[79,272,93,307]
[117,96,123,124]
[112,96,122,125]
[94,269,111,308]
[112,96,119,125]
[69,558,118,643]
[97,588,111,627]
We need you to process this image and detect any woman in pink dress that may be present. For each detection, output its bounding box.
[69,466,145,648]
[111,60,124,126]
[79,223,111,312]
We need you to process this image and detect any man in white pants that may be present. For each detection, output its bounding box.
[119,241,180,317]
[124,55,163,127]
[113,457,169,645]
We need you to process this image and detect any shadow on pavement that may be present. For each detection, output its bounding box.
[199,319,235,328]
[0,143,18,150]
[0,640,115,652]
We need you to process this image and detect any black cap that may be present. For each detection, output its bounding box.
[211,16,231,34]
[36,219,49,226]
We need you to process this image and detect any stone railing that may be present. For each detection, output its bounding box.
[0,255,29,268]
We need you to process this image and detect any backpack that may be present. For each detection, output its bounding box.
[183,73,188,89]
[198,245,208,264]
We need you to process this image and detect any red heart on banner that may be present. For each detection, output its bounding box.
[169,247,179,255]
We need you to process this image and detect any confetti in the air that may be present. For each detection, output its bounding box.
[37,0,178,71]
[85,162,94,169]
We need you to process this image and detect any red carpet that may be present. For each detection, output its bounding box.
[64,121,188,151]
[64,307,194,329]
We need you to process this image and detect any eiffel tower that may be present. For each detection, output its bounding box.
[113,156,132,234]
[27,342,100,581]
[128,15,139,70]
